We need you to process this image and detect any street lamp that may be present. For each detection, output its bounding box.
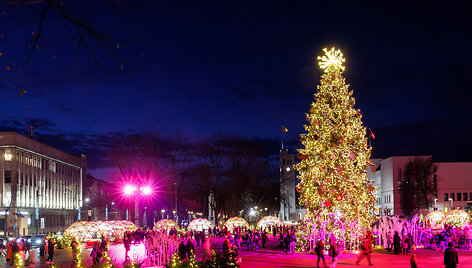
[434,198,438,210]
[449,198,454,210]
[123,184,153,226]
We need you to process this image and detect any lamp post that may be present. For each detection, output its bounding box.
[449,198,453,210]
[123,185,152,226]
[434,198,437,210]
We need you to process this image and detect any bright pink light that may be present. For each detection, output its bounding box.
[124,185,137,195]
[141,186,152,195]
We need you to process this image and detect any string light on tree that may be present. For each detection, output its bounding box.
[295,47,377,248]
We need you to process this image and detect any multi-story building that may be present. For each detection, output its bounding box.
[279,149,305,222]
[0,132,86,236]
[372,156,472,216]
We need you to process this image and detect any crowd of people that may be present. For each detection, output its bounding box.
[0,221,466,267]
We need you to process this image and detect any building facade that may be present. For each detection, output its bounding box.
[0,132,86,236]
[279,149,305,222]
[372,156,472,216]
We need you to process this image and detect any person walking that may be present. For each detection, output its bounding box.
[329,242,338,268]
[0,239,4,257]
[46,238,55,264]
[10,241,19,265]
[91,242,101,265]
[6,240,12,262]
[402,235,409,255]
[124,235,131,260]
[71,238,79,261]
[289,231,297,254]
[410,254,418,268]
[444,242,459,268]
[386,231,392,252]
[316,240,327,268]
[356,234,373,266]
[393,231,401,255]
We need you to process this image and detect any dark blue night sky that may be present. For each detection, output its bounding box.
[1,1,471,179]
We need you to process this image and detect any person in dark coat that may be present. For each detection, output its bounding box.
[39,239,46,256]
[393,231,401,255]
[444,242,459,268]
[178,240,187,260]
[186,238,195,258]
[410,254,418,268]
[124,236,131,260]
[223,237,230,260]
[46,238,55,264]
[316,240,327,268]
[10,241,19,265]
[91,242,101,265]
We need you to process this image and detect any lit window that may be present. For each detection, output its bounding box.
[4,152,12,161]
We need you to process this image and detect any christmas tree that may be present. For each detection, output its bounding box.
[294,48,376,247]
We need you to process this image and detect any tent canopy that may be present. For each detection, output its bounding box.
[443,209,471,228]
[425,210,445,229]
[188,218,214,232]
[257,216,282,230]
[224,217,249,230]
[153,219,179,231]
[65,220,137,242]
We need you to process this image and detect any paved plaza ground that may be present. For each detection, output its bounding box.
[0,237,470,267]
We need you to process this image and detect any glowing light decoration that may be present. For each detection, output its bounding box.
[425,210,445,229]
[153,219,179,231]
[187,218,214,232]
[443,209,471,228]
[295,47,376,249]
[65,220,138,243]
[256,216,282,230]
[224,217,249,231]
[317,47,346,72]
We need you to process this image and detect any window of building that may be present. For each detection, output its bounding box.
[464,193,468,201]
[457,193,462,201]
[450,193,455,201]
[444,193,448,201]
[4,170,11,183]
[470,193,472,201]
[4,149,12,161]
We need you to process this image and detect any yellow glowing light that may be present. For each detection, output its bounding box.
[317,47,345,72]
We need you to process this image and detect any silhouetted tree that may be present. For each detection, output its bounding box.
[400,156,438,216]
